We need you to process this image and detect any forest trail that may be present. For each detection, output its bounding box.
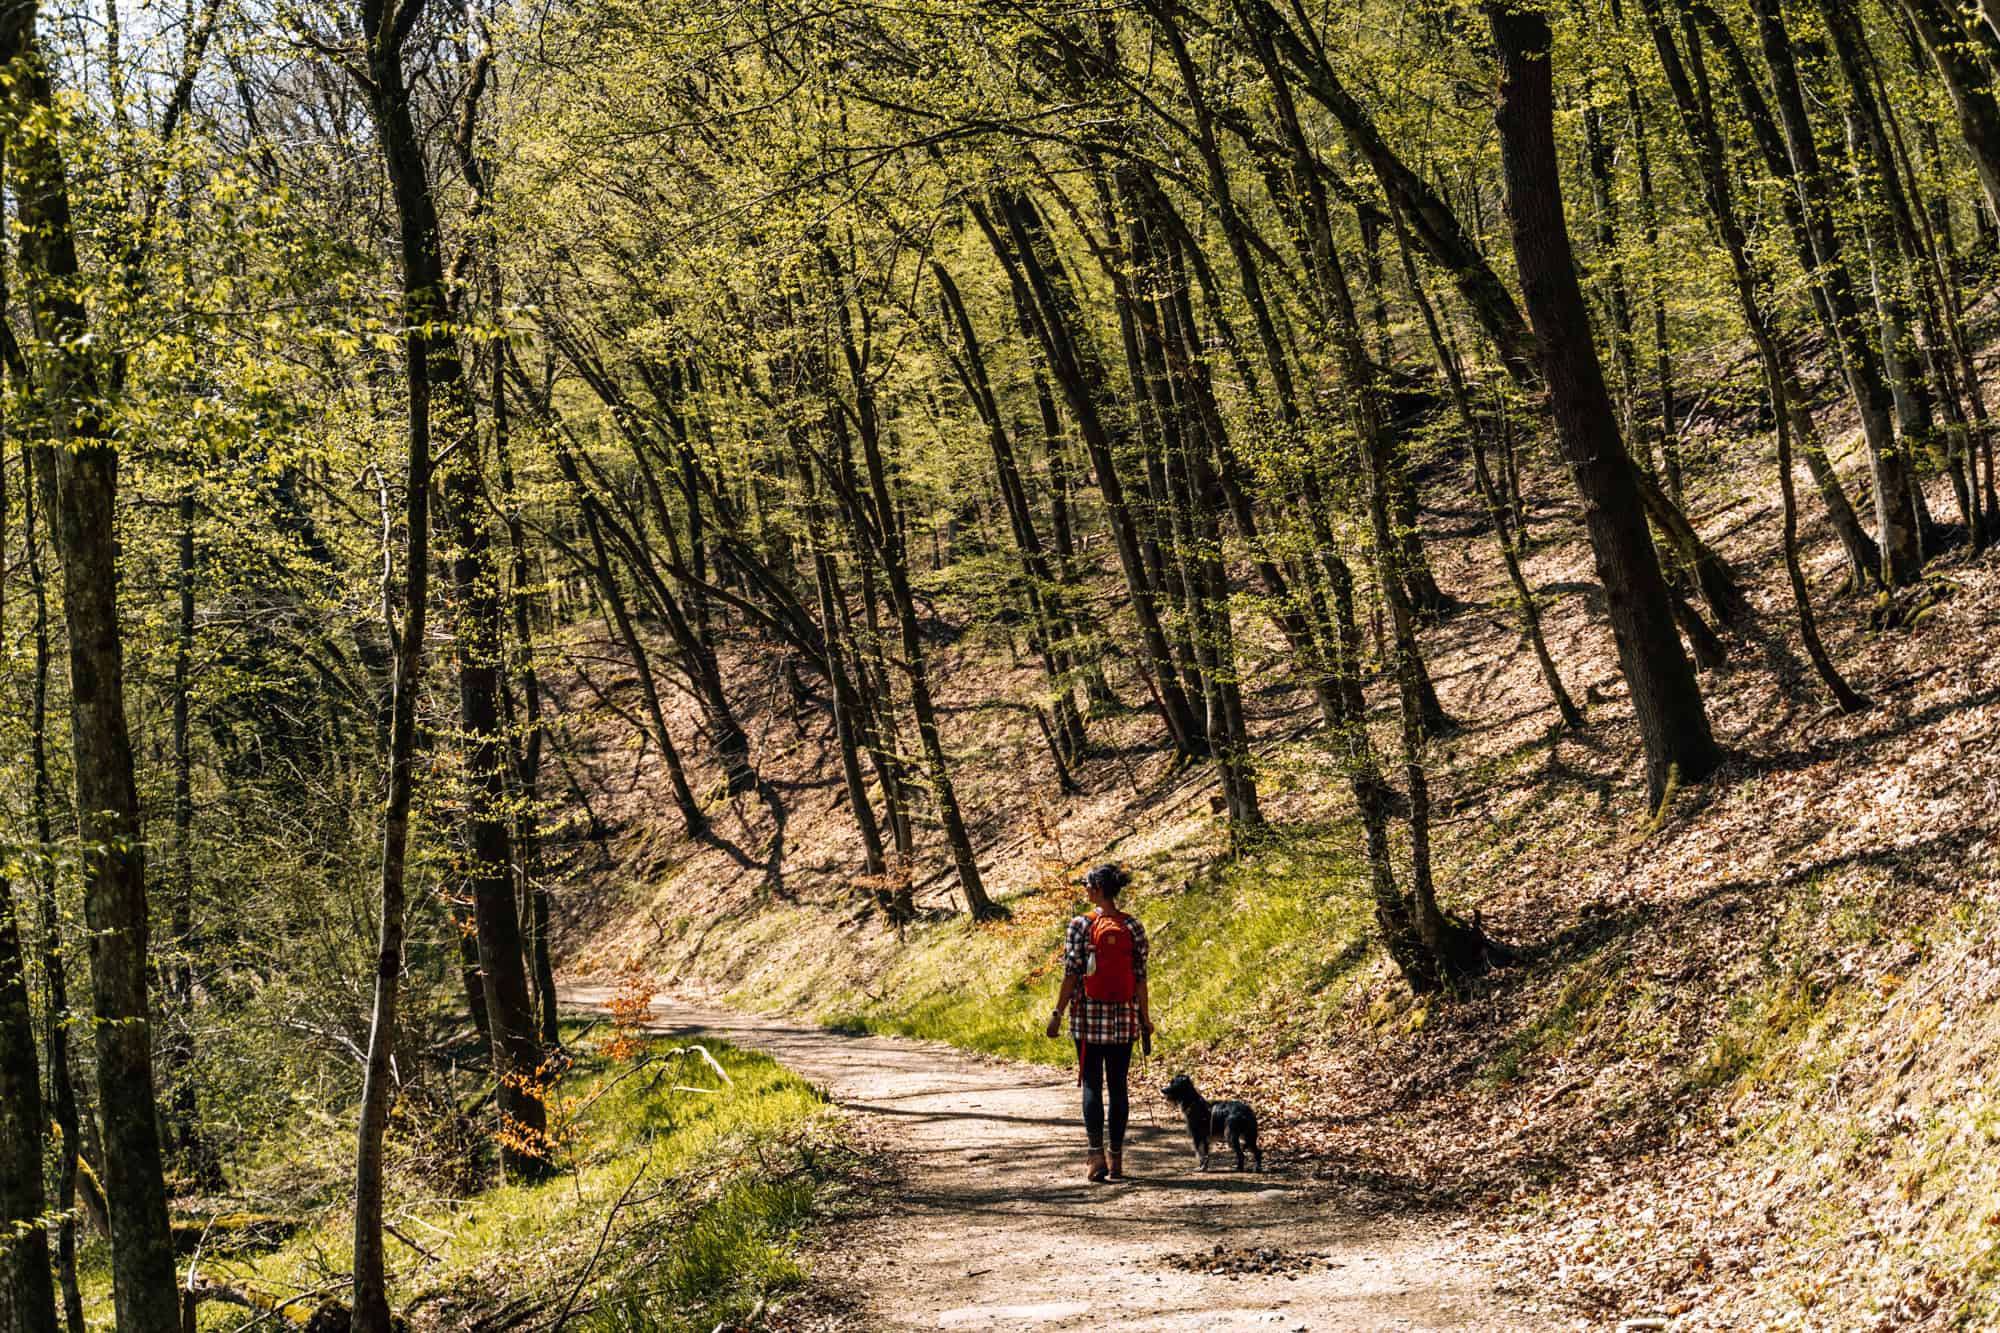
[561,987,1528,1331]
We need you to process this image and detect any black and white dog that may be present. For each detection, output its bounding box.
[1161,1073,1263,1172]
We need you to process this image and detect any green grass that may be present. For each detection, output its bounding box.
[98,1025,843,1331]
[809,839,1377,1066]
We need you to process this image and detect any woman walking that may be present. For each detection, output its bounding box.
[1046,864,1152,1181]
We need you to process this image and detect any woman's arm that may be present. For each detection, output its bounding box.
[1134,919,1153,1033]
[1046,972,1078,1039]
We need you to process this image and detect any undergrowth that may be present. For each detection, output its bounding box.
[108,1025,846,1331]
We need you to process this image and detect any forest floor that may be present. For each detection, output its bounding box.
[548,365,2000,1327]
[562,984,1527,1332]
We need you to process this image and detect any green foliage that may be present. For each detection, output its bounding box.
[98,1027,842,1330]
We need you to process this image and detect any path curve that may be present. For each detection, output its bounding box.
[561,988,1530,1332]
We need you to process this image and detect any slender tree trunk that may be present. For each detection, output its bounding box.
[975,190,1207,757]
[1583,93,1642,457]
[490,352,560,1049]
[1771,364,1873,713]
[1637,112,1683,504]
[1744,0,1923,582]
[935,261,1089,765]
[166,475,219,1190]
[452,897,491,1047]
[23,444,85,1333]
[825,287,999,917]
[1827,7,1979,544]
[620,434,760,796]
[815,548,892,879]
[1488,0,1722,807]
[791,427,890,879]
[1395,213,1584,730]
[351,3,441,1322]
[0,880,57,1333]
[1687,0,1885,584]
[439,433,549,1179]
[1894,0,2000,220]
[1243,0,1542,381]
[852,558,916,858]
[580,491,706,831]
[1649,0,1871,710]
[0,430,59,1333]
[3,6,179,1322]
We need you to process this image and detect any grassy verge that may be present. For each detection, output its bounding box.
[800,837,1378,1067]
[97,1025,846,1331]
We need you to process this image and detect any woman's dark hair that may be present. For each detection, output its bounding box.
[1084,864,1131,898]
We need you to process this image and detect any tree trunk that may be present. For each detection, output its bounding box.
[0,428,59,1333]
[1894,0,2000,221]
[1395,213,1584,730]
[791,429,891,879]
[23,444,86,1333]
[439,438,550,1180]
[1744,0,1923,582]
[1649,0,1871,711]
[1687,0,1887,584]
[3,5,179,1322]
[1241,0,1542,381]
[975,190,1208,757]
[825,287,999,918]
[351,3,440,1323]
[935,261,1089,766]
[166,476,220,1190]
[1488,0,1722,807]
[1583,92,1643,459]
[491,356,560,1049]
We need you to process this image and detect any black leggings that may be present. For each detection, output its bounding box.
[1077,1040,1132,1152]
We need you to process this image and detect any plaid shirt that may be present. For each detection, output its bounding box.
[1064,912,1149,1044]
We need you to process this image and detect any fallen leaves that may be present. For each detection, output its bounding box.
[1158,1244,1342,1278]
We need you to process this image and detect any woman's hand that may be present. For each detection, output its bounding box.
[1045,1009,1063,1039]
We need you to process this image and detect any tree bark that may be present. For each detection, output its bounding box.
[1894,0,2000,221]
[1742,0,1922,582]
[0,433,58,1333]
[2,4,179,1323]
[439,434,550,1179]
[350,1,441,1323]
[22,443,85,1333]
[1488,0,1722,807]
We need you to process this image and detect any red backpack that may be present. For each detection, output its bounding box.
[1084,910,1137,1003]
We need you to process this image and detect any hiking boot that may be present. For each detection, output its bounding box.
[1107,1153,1124,1180]
[1086,1151,1109,1183]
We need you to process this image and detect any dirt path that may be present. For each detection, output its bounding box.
[562,988,1532,1331]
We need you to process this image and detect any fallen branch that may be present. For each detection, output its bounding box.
[662,1043,733,1088]
[385,1221,442,1263]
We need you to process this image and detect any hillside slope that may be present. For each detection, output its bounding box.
[548,402,2000,1327]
